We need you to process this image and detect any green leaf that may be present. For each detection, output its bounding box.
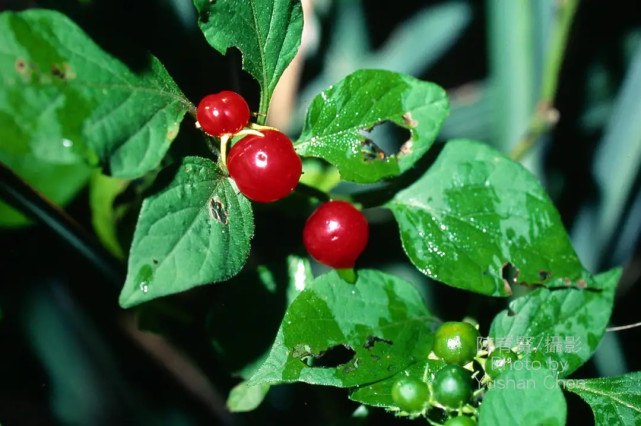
[0,10,191,178]
[295,69,449,183]
[478,368,567,426]
[0,150,91,227]
[285,254,313,305]
[349,359,445,410]
[89,172,129,259]
[489,268,620,377]
[567,372,641,425]
[249,269,435,388]
[119,156,254,308]
[387,139,592,296]
[193,0,303,116]
[227,381,271,413]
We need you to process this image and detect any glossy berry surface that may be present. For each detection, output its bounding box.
[485,350,518,379]
[433,321,480,365]
[444,416,476,426]
[432,365,473,408]
[391,377,430,413]
[303,201,369,269]
[197,91,250,136]
[227,130,301,203]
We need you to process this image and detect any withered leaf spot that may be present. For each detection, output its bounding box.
[209,197,228,224]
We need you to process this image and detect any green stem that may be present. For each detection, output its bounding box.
[257,89,271,126]
[540,0,580,102]
[187,105,198,120]
[510,0,580,161]
[219,134,230,172]
[336,268,357,283]
[0,160,124,286]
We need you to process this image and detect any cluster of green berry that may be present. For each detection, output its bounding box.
[391,322,479,424]
[391,321,522,423]
[196,91,369,271]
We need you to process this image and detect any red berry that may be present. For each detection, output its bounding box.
[303,201,369,269]
[197,91,250,136]
[227,130,302,203]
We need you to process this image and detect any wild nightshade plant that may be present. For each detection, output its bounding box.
[0,1,638,424]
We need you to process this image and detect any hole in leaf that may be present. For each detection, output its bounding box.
[209,197,228,224]
[501,262,519,285]
[51,64,64,78]
[359,138,386,162]
[363,335,393,350]
[359,121,412,160]
[300,344,356,368]
[538,270,552,281]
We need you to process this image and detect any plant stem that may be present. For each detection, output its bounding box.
[606,321,641,332]
[510,0,580,161]
[257,89,270,126]
[0,160,124,286]
[219,134,230,172]
[187,104,198,120]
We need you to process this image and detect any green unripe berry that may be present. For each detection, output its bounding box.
[391,376,430,413]
[485,350,519,379]
[444,415,476,426]
[433,321,480,365]
[432,365,473,409]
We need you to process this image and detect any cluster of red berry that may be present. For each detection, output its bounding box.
[196,91,369,271]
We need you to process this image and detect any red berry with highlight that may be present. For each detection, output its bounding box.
[197,91,250,136]
[227,130,302,203]
[303,201,369,269]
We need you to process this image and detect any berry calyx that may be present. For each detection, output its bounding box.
[433,321,480,365]
[227,130,302,203]
[197,91,250,137]
[432,365,473,409]
[485,350,518,379]
[303,201,369,269]
[391,377,430,413]
[444,416,476,426]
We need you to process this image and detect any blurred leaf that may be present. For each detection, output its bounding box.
[299,159,341,193]
[192,0,303,114]
[567,372,641,424]
[249,269,435,387]
[120,156,254,308]
[532,0,556,96]
[486,0,535,152]
[387,139,593,297]
[0,10,191,178]
[89,172,129,259]
[478,367,567,426]
[24,286,130,424]
[295,69,449,183]
[0,150,91,227]
[489,268,620,377]
[286,254,313,305]
[572,41,641,270]
[363,1,472,75]
[227,381,270,413]
[439,82,493,143]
